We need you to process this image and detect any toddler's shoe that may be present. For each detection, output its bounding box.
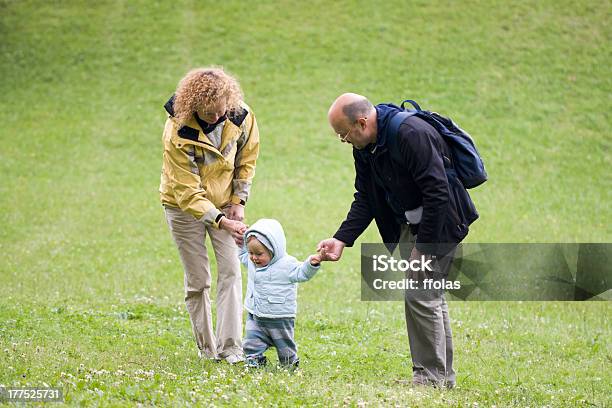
[245,355,267,368]
[280,357,300,370]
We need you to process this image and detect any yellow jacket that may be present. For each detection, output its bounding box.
[159,95,260,227]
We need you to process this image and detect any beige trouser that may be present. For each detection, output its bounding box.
[164,206,243,359]
[399,225,456,388]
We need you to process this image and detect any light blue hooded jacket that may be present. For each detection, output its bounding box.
[239,218,320,318]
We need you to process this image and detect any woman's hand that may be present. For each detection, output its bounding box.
[219,217,247,245]
[225,204,245,222]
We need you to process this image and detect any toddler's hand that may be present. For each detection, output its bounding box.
[310,250,324,266]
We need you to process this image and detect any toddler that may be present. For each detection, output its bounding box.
[239,218,323,367]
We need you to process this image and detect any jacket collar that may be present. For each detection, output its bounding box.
[164,94,250,154]
[163,94,176,117]
[164,94,248,128]
[355,103,402,157]
[374,103,402,149]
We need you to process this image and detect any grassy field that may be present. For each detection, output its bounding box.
[1,0,610,406]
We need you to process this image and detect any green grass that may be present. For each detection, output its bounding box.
[1,0,610,406]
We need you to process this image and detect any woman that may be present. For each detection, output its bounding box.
[160,67,259,363]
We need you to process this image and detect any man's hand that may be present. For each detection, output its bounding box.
[225,204,245,222]
[408,246,435,281]
[219,217,247,245]
[316,238,346,262]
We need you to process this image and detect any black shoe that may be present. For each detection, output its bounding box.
[246,355,267,368]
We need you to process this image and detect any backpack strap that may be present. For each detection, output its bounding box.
[386,111,416,164]
[388,108,454,170]
[400,99,421,111]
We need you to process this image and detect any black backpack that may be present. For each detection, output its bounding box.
[386,100,488,189]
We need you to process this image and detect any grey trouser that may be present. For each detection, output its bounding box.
[400,225,456,387]
[243,313,298,366]
[164,206,243,359]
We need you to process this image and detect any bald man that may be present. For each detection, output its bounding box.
[318,93,462,388]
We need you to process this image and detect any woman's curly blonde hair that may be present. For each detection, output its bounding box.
[173,67,243,122]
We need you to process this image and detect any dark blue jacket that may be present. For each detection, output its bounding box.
[334,104,471,255]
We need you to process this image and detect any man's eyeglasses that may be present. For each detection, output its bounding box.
[337,127,352,142]
[335,117,367,143]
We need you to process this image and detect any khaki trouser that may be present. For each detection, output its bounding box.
[164,206,243,359]
[400,225,456,388]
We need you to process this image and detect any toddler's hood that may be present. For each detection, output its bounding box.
[245,218,287,265]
